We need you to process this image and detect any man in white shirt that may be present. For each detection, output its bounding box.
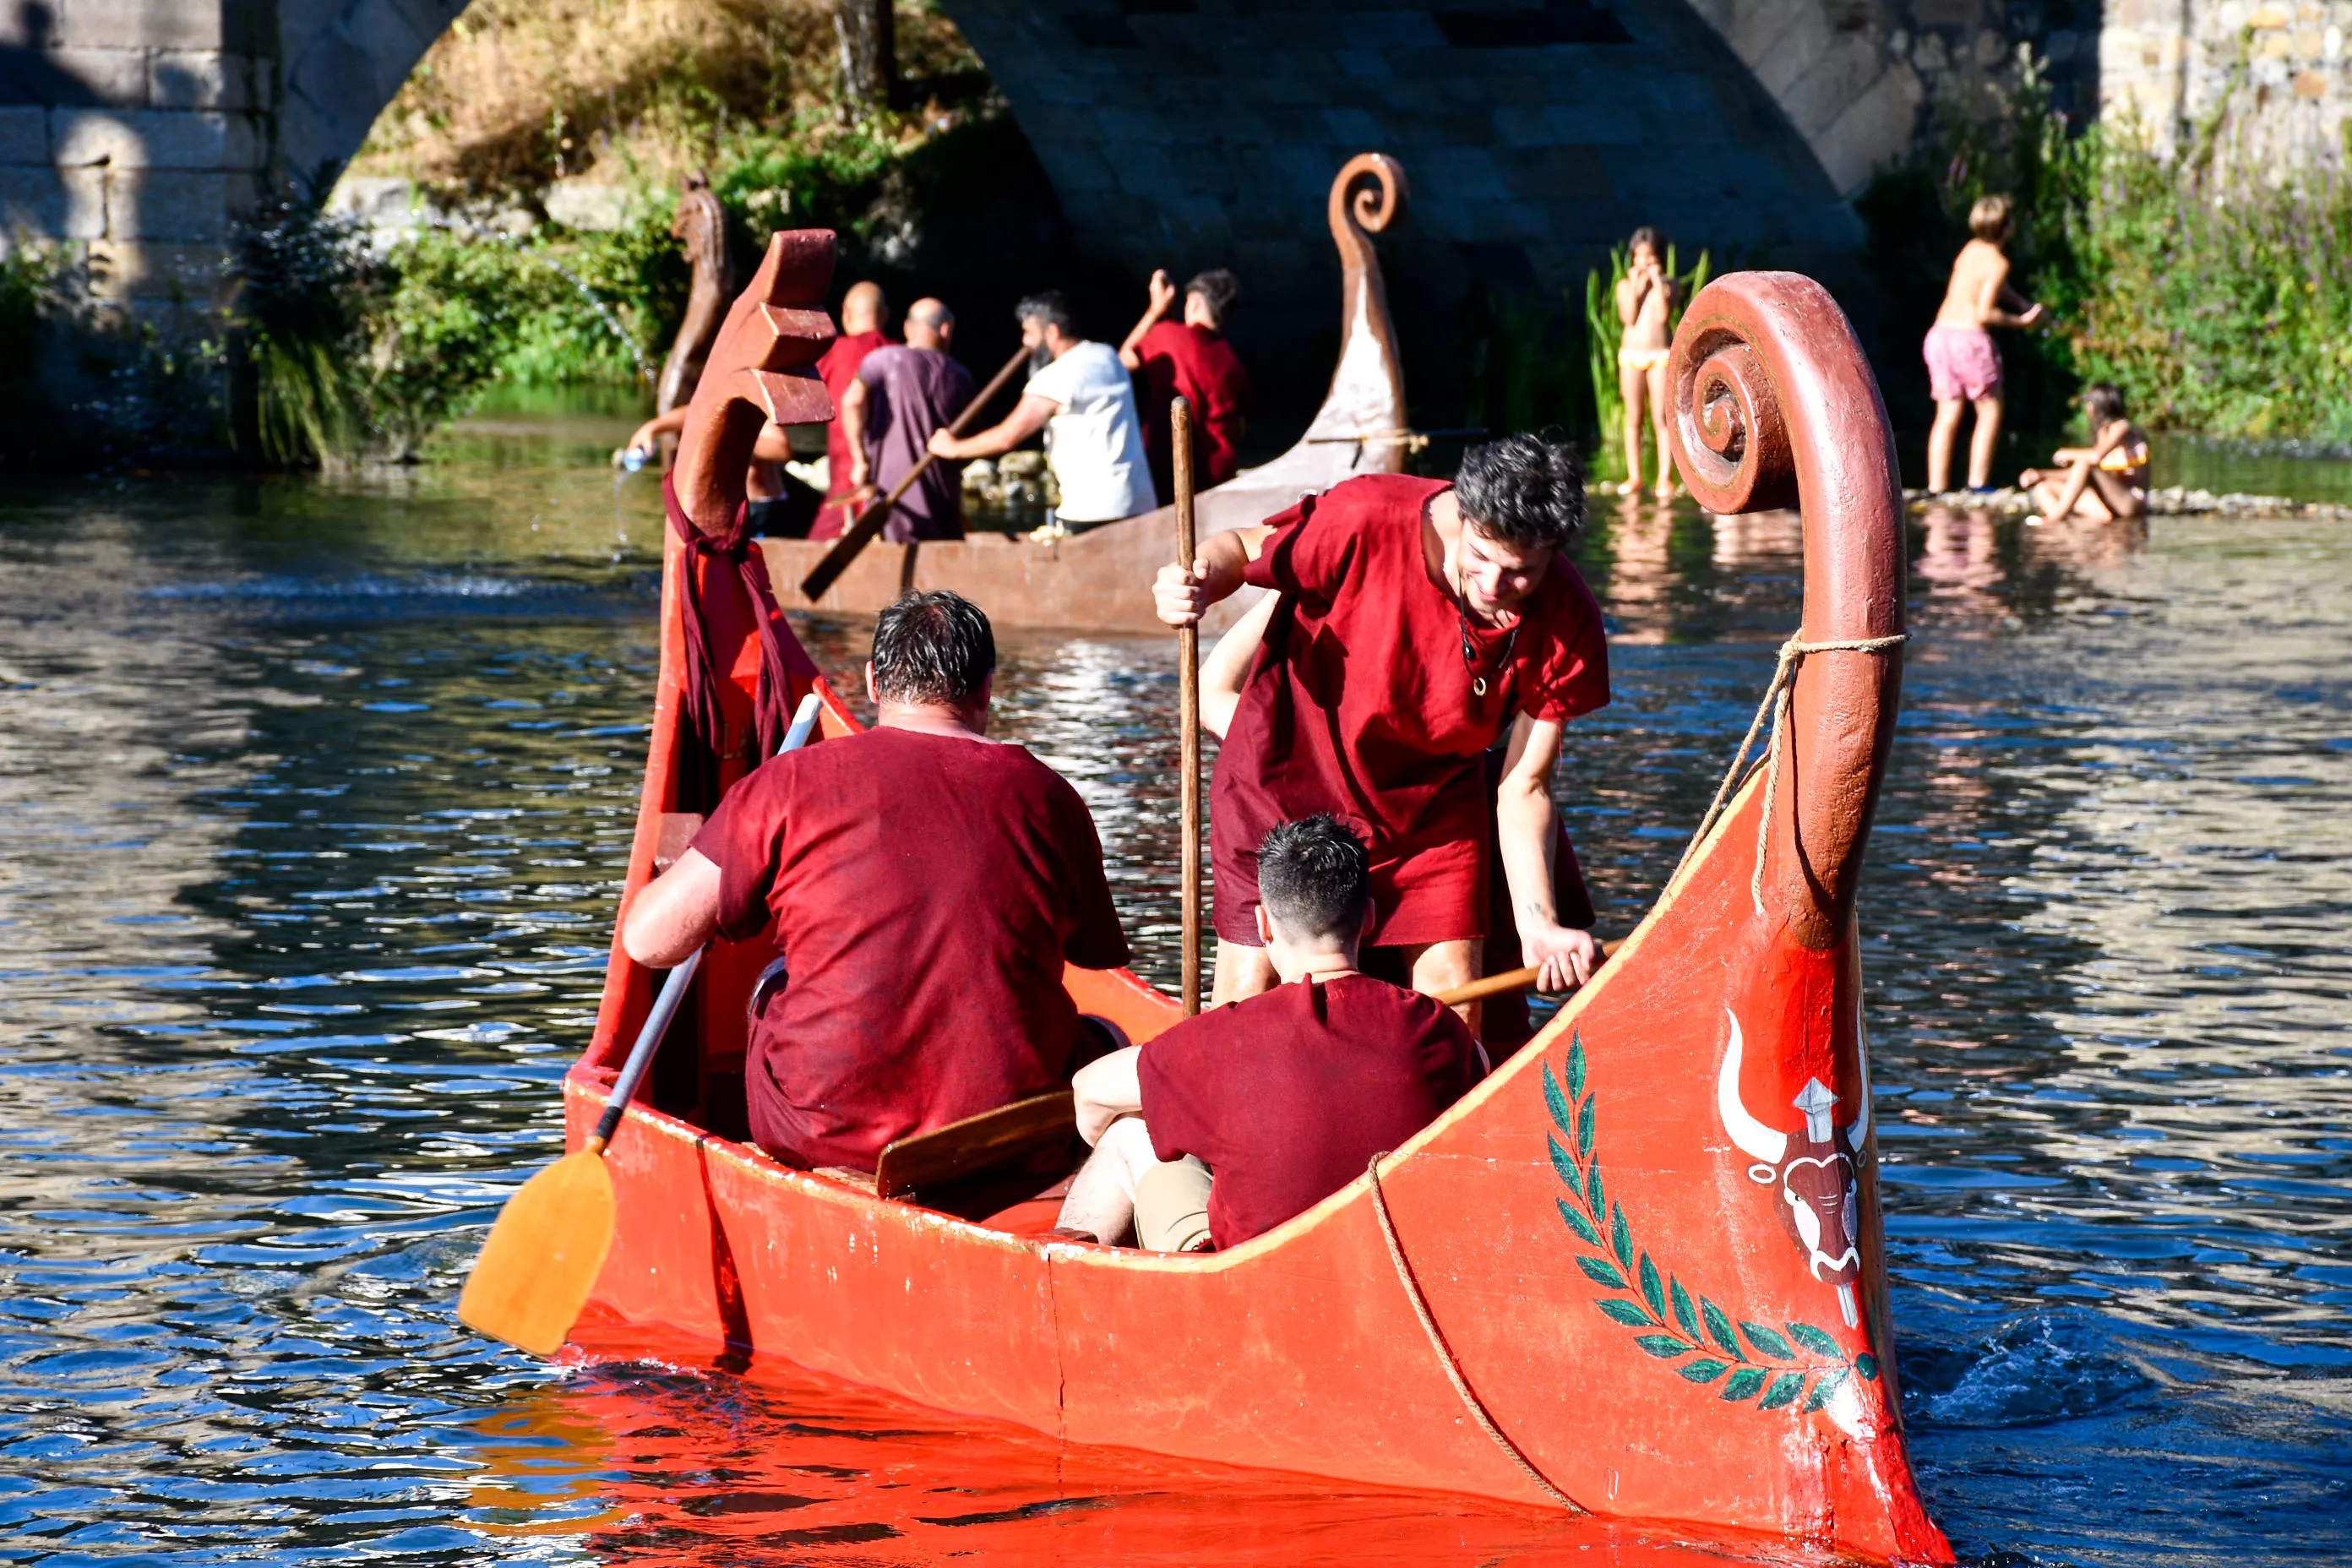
[928,291,1157,526]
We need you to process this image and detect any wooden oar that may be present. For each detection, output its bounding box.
[457,690,825,1358]
[1435,938,1625,1008]
[798,343,1032,601]
[1173,395,1203,1017]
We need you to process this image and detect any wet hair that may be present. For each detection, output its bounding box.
[1257,815,1370,941]
[1968,194,2013,241]
[2084,381,2127,425]
[870,591,996,707]
[1015,291,1078,337]
[1184,269,1240,328]
[1453,433,1588,553]
[1628,225,1662,256]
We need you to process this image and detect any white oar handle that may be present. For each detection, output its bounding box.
[587,689,825,1153]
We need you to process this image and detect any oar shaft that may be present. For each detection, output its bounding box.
[1434,939,1624,1007]
[589,691,825,1153]
[1173,396,1202,1017]
[799,344,1032,601]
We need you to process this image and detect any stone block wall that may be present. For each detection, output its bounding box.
[2104,0,2349,174]
[0,0,271,320]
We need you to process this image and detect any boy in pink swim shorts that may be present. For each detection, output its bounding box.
[1924,195,2046,493]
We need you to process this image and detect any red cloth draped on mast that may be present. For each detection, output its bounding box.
[663,471,819,810]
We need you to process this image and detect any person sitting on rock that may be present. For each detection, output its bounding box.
[2020,381,2148,525]
[1120,266,1251,499]
[620,590,1132,1173]
[1053,815,1484,1251]
[928,291,1157,531]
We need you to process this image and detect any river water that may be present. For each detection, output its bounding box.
[3,416,2347,1566]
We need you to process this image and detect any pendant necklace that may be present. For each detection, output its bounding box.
[1455,567,1519,699]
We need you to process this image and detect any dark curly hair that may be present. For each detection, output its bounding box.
[1256,814,1370,940]
[1453,433,1588,552]
[871,591,996,706]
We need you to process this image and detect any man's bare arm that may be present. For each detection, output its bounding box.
[1071,1045,1144,1146]
[931,394,1055,461]
[1152,524,1275,628]
[621,848,723,969]
[839,375,873,488]
[1495,714,1599,992]
[1119,268,1179,371]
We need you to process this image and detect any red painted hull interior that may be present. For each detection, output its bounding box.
[564,271,1954,1563]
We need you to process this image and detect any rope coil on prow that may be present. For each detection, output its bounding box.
[1662,275,1908,948]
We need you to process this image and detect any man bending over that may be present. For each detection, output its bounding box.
[623,591,1131,1171]
[1054,816,1484,1250]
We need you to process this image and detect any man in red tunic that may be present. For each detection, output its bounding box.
[809,280,895,541]
[1154,434,1609,1024]
[1119,268,1250,500]
[620,591,1132,1172]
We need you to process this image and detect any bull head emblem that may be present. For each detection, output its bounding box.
[1715,1007,1871,1327]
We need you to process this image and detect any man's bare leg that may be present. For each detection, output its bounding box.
[1211,938,1277,1007]
[1646,359,1675,498]
[1396,936,1481,1033]
[1967,394,2003,490]
[1054,1117,1158,1244]
[1926,398,1965,493]
[1620,359,1648,494]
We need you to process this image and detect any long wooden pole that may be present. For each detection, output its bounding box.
[799,342,1032,601]
[1433,939,1624,1008]
[1173,395,1202,1016]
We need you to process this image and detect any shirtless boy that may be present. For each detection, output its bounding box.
[2020,381,2149,523]
[1053,815,1483,1250]
[1614,228,1680,499]
[1925,195,2047,494]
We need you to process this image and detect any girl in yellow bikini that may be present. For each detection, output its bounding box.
[2020,382,2149,523]
[1614,228,1681,500]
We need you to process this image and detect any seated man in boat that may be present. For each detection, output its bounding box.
[1119,266,1251,501]
[1154,434,1610,1029]
[1053,815,1484,1250]
[619,590,1133,1172]
[927,291,1157,531]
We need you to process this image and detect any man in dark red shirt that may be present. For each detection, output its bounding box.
[810,280,896,542]
[1119,267,1250,499]
[620,591,1131,1171]
[1054,815,1481,1250]
[1154,435,1609,1029]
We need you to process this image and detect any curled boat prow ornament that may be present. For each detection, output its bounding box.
[1715,1006,1870,1327]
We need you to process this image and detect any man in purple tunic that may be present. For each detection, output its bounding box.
[839,298,978,542]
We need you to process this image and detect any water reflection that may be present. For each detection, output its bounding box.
[1,428,2348,1565]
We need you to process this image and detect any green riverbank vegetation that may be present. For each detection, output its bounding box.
[240,0,1064,465]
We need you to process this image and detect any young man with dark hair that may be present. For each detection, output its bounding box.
[1154,434,1610,1029]
[1054,815,1483,1250]
[1119,265,1252,498]
[623,590,1131,1172]
[928,291,1155,527]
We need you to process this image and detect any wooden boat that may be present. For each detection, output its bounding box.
[564,236,1952,1562]
[754,152,1416,635]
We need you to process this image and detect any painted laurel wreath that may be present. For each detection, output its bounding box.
[1544,1034,1880,1412]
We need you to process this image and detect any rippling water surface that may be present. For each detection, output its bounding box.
[3,422,2348,1566]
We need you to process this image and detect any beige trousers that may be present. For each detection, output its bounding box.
[1134,1153,1214,1253]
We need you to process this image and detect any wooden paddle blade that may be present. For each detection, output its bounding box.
[874,1090,1076,1200]
[457,1149,617,1358]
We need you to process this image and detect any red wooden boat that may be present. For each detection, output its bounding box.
[754,152,1415,634]
[559,232,1951,1562]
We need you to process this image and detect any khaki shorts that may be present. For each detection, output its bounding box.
[1135,1155,1214,1252]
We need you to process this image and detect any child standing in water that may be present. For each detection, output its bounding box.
[1614,228,1681,500]
[1925,195,2047,493]
[2020,382,2149,523]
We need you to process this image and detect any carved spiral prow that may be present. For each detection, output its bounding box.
[1665,273,1906,949]
[1305,153,1411,473]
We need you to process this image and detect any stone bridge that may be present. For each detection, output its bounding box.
[0,0,2334,403]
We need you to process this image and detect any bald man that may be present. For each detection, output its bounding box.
[811,281,896,541]
[840,298,977,542]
